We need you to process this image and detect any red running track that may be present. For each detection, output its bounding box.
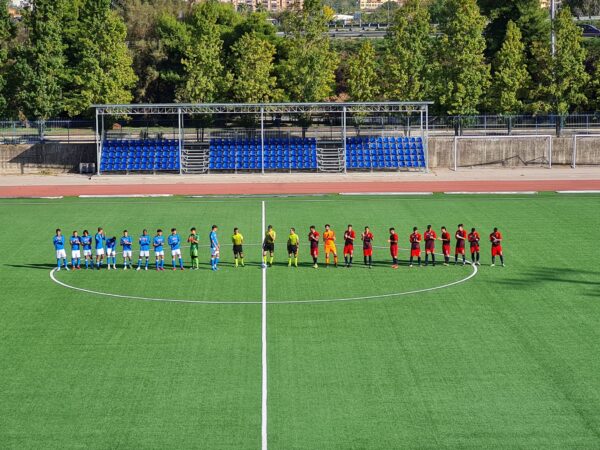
[1,179,599,197]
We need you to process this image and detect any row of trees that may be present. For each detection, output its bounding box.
[0,0,598,119]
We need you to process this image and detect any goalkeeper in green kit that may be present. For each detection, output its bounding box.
[188,227,200,269]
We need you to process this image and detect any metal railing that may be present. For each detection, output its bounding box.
[0,120,95,144]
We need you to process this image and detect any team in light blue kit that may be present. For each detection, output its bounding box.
[137,229,151,271]
[168,228,185,271]
[95,227,105,269]
[70,231,81,269]
[209,225,220,271]
[80,230,93,269]
[53,229,69,271]
[120,230,133,270]
[106,235,117,270]
[154,229,165,271]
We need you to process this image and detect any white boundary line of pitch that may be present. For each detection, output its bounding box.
[261,200,268,450]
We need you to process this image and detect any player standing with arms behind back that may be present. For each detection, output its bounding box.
[468,227,481,266]
[287,227,299,267]
[361,226,374,269]
[409,226,422,267]
[388,227,399,269]
[262,225,276,268]
[424,225,437,266]
[231,227,244,268]
[455,224,467,266]
[53,229,68,271]
[323,224,338,267]
[308,226,320,268]
[210,225,220,271]
[343,224,355,267]
[137,229,151,271]
[490,227,505,267]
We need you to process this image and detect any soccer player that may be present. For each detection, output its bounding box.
[490,227,505,267]
[106,235,117,270]
[53,228,69,271]
[424,225,437,266]
[455,224,467,265]
[154,229,165,271]
[80,230,93,269]
[323,224,338,267]
[231,228,244,268]
[168,228,184,270]
[188,227,200,270]
[388,227,399,269]
[262,225,276,268]
[70,230,81,270]
[440,226,451,266]
[409,226,422,267]
[287,228,300,267]
[210,225,220,271]
[361,226,374,268]
[137,229,151,271]
[120,230,133,270]
[343,224,356,268]
[308,225,320,268]
[94,227,105,269]
[468,227,481,266]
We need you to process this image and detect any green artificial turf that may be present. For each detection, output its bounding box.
[0,194,599,448]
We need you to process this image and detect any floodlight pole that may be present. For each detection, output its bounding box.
[178,107,183,175]
[260,107,265,175]
[551,0,556,57]
[342,106,347,174]
[423,107,429,173]
[95,109,101,175]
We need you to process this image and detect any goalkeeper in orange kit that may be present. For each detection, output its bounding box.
[323,224,338,268]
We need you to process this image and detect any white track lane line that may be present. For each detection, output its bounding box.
[261,200,268,450]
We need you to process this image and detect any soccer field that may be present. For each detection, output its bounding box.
[1,193,599,449]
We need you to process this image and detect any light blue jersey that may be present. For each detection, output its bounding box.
[81,235,92,250]
[95,233,105,250]
[53,235,65,250]
[210,231,219,249]
[153,235,164,252]
[70,236,81,250]
[168,234,181,250]
[139,235,151,251]
[120,235,133,251]
[106,237,117,250]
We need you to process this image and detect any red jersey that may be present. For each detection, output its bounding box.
[344,230,356,246]
[362,232,373,249]
[389,232,398,246]
[455,229,466,249]
[490,231,502,247]
[424,230,437,242]
[409,232,422,250]
[441,231,451,245]
[309,231,320,249]
[468,231,480,247]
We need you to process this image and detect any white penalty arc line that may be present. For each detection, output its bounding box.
[261,200,268,450]
[48,257,478,305]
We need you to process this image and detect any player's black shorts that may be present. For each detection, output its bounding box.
[287,244,298,254]
[233,245,243,255]
[263,242,274,252]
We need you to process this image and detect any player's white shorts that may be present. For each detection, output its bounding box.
[96,248,105,256]
[123,250,132,258]
[171,249,181,257]
[139,250,149,257]
[71,250,81,259]
[107,248,116,257]
[155,250,164,257]
[83,249,92,257]
[56,249,67,259]
[211,248,220,257]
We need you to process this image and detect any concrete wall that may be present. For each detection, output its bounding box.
[427,136,600,169]
[0,142,96,174]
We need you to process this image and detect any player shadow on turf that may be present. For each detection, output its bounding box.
[5,263,57,270]
[494,267,600,296]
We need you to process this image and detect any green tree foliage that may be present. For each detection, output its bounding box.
[0,0,14,116]
[382,0,431,101]
[531,6,589,115]
[347,40,380,101]
[489,20,530,115]
[434,0,490,115]
[229,32,281,102]
[11,0,67,119]
[564,0,600,16]
[277,0,339,102]
[64,0,137,116]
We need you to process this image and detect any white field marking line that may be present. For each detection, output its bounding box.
[556,190,600,194]
[261,200,268,450]
[444,191,537,195]
[79,194,173,198]
[48,251,478,305]
[340,192,433,196]
[188,194,327,198]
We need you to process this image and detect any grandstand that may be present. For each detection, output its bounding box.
[94,102,431,175]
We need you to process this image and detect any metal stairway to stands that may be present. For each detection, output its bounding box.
[182,142,209,174]
[317,143,345,172]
